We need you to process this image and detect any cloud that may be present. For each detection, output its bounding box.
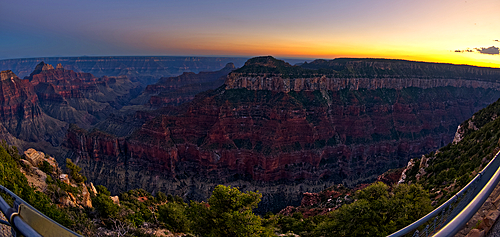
[454,49,474,53]
[495,40,499,42]
[475,46,499,55]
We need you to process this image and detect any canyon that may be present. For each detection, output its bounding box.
[65,56,500,213]
[2,56,500,213]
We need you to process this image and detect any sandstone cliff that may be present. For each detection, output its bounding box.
[67,88,500,213]
[226,57,500,92]
[28,62,142,128]
[0,70,67,147]
[11,56,498,214]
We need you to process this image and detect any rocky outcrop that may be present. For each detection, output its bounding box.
[20,148,93,209]
[63,57,500,213]
[278,184,354,218]
[24,148,58,169]
[226,75,500,92]
[131,62,236,107]
[0,56,248,86]
[456,181,500,237]
[28,62,142,128]
[0,70,67,147]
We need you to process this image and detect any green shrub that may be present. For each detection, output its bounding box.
[40,161,54,174]
[66,159,86,183]
[158,202,190,233]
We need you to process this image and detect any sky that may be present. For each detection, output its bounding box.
[1,0,499,67]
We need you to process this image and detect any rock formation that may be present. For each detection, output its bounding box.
[27,62,142,129]
[226,57,500,92]
[0,56,248,86]
[66,57,500,213]
[131,62,236,107]
[0,70,67,147]
[3,56,500,214]
[21,148,93,209]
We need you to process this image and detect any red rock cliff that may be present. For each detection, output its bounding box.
[64,57,500,213]
[0,70,66,146]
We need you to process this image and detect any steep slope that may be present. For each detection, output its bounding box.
[67,56,500,213]
[227,57,500,92]
[28,62,141,128]
[0,70,66,147]
[131,62,236,107]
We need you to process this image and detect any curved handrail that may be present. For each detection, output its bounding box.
[0,184,82,237]
[388,150,500,237]
[434,157,500,236]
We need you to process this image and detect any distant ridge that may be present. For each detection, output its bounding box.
[0,56,249,85]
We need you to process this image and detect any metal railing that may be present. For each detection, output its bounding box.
[388,150,500,237]
[0,155,497,237]
[0,185,82,237]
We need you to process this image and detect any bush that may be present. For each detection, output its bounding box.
[66,159,86,183]
[313,182,432,237]
[40,160,54,174]
[158,202,190,233]
[187,185,272,237]
[93,193,119,219]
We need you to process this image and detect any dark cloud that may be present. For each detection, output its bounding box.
[495,40,499,42]
[475,46,499,55]
[453,49,474,53]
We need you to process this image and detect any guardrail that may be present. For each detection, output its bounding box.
[388,150,500,237]
[0,184,82,237]
[0,155,497,236]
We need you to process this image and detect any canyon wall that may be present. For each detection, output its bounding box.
[66,57,500,213]
[131,62,236,107]
[225,74,500,92]
[68,85,500,212]
[0,70,67,147]
[5,56,500,213]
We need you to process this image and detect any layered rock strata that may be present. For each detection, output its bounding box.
[32,56,500,213]
[225,75,500,92]
[68,87,500,212]
[0,70,66,146]
[28,62,141,128]
[132,62,236,107]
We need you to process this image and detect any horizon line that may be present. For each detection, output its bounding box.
[0,55,499,69]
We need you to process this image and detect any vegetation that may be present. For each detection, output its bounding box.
[66,158,86,183]
[0,122,495,237]
[313,182,432,237]
[400,98,500,207]
[0,141,74,227]
[5,92,500,236]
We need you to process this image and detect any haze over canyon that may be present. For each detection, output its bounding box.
[1,56,500,213]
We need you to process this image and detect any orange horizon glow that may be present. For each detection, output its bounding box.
[144,36,500,68]
[1,0,499,69]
